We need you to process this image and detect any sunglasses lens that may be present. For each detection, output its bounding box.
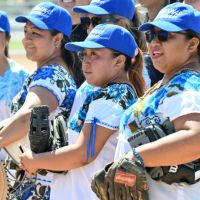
[78,52,84,61]
[91,17,101,27]
[145,30,169,43]
[80,17,91,29]
[157,31,169,42]
[145,31,154,43]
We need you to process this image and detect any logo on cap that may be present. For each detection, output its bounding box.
[31,6,53,18]
[88,27,105,39]
[156,8,184,20]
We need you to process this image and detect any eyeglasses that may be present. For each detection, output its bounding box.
[145,30,187,43]
[145,30,170,43]
[78,50,121,62]
[80,16,120,29]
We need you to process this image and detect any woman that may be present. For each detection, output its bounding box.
[0,2,83,199]
[139,0,183,86]
[57,0,91,41]
[0,11,28,161]
[73,0,147,53]
[113,3,200,200]
[67,0,149,120]
[20,23,145,200]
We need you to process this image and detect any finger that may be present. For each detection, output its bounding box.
[18,163,25,170]
[25,169,35,176]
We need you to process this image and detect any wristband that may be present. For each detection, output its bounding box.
[132,148,144,167]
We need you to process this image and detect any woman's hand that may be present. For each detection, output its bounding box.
[19,148,38,175]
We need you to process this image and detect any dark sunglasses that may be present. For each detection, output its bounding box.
[80,16,119,29]
[145,30,169,43]
[145,30,188,43]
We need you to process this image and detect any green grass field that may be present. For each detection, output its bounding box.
[9,39,23,49]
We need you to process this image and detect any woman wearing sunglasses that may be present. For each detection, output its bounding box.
[112,3,200,200]
[19,23,145,200]
[139,0,183,87]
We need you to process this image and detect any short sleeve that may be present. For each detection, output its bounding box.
[29,64,74,105]
[85,98,127,130]
[160,90,200,121]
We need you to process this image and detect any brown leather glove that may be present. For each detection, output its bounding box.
[91,157,149,200]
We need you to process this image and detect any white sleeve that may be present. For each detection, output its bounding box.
[84,97,125,130]
[160,90,200,121]
[29,65,70,105]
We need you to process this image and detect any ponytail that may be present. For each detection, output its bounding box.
[125,48,145,97]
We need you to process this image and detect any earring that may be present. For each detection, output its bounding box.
[55,43,60,48]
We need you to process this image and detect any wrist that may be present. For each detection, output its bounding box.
[132,148,144,167]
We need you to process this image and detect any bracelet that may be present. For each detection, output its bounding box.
[132,148,144,167]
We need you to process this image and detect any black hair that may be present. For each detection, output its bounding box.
[130,9,148,53]
[184,30,200,61]
[168,0,183,3]
[4,32,10,57]
[51,30,85,87]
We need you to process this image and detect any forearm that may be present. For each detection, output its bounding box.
[137,129,200,167]
[0,110,30,148]
[31,144,90,171]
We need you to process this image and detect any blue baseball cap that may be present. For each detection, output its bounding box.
[0,11,10,35]
[73,0,135,20]
[65,24,138,58]
[15,2,72,37]
[139,3,200,35]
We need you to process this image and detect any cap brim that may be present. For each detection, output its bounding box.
[65,41,105,52]
[15,16,49,30]
[139,21,185,32]
[0,28,6,32]
[73,5,109,15]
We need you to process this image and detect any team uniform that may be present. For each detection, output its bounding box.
[50,83,137,200]
[115,70,200,200]
[10,64,76,200]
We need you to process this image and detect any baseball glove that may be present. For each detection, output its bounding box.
[29,105,68,175]
[91,157,149,200]
[0,161,9,200]
[29,105,67,153]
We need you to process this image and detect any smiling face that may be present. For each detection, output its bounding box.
[22,22,61,66]
[147,28,200,76]
[80,48,126,87]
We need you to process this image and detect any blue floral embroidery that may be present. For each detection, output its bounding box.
[69,83,137,133]
[11,64,76,117]
[10,63,77,199]
[21,182,51,200]
[120,70,200,137]
[0,60,28,107]
[32,66,55,81]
